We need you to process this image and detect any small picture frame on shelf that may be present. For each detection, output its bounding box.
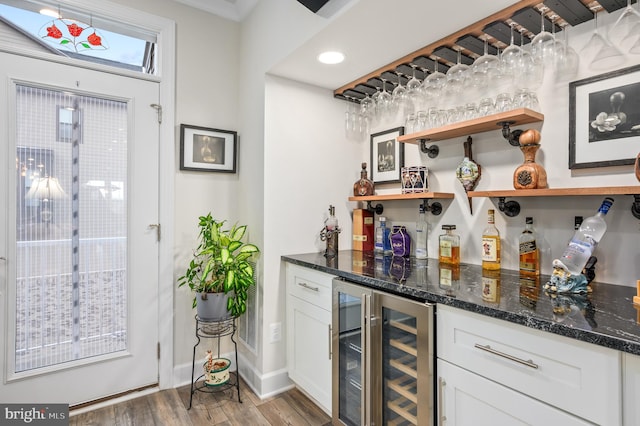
[401,166,428,193]
[569,64,640,169]
[180,124,237,173]
[370,127,404,184]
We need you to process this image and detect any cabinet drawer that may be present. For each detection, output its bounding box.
[437,304,621,426]
[286,264,333,310]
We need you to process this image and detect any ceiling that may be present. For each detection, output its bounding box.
[171,0,258,22]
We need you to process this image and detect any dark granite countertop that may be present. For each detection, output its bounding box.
[282,250,640,356]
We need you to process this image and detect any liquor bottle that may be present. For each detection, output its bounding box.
[519,217,539,276]
[353,162,375,196]
[481,209,501,270]
[439,225,460,265]
[375,217,392,255]
[415,205,428,259]
[557,197,614,275]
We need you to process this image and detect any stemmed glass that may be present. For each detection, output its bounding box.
[376,77,392,123]
[517,28,543,92]
[446,49,469,106]
[531,6,556,64]
[471,37,500,99]
[391,71,408,120]
[554,24,579,80]
[608,0,640,50]
[584,8,625,70]
[423,58,446,108]
[501,23,523,75]
[405,64,422,114]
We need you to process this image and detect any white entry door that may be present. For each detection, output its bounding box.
[0,52,160,405]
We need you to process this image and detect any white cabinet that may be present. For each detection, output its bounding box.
[285,263,333,413]
[437,359,593,425]
[623,352,640,425]
[437,304,621,425]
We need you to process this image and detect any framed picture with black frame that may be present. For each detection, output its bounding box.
[180,124,237,173]
[569,64,640,169]
[370,127,405,184]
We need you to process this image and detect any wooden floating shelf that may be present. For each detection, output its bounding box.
[468,186,640,198]
[398,108,543,144]
[349,192,454,202]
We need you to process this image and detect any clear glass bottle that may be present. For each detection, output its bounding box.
[519,217,540,276]
[558,197,614,275]
[375,216,392,255]
[415,205,428,259]
[439,225,460,265]
[481,209,501,270]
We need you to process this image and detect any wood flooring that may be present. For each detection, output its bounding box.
[69,378,332,425]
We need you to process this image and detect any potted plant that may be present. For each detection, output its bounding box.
[178,212,259,320]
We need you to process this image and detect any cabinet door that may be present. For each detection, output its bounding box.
[624,352,640,425]
[286,295,332,413]
[437,359,593,426]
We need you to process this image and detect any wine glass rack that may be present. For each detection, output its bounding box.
[334,0,629,102]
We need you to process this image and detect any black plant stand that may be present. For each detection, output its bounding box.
[188,315,241,409]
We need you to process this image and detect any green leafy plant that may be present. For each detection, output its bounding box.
[178,212,259,317]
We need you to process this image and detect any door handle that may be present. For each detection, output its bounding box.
[148,224,161,242]
[0,257,5,261]
[474,343,539,369]
[438,377,446,425]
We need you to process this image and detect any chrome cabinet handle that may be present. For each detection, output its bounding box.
[328,324,332,360]
[297,282,319,292]
[474,343,539,369]
[438,377,446,425]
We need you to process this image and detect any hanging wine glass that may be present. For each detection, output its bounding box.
[554,24,579,80]
[530,6,556,64]
[629,0,640,54]
[501,23,523,75]
[446,49,469,108]
[391,71,408,120]
[585,8,625,70]
[518,27,544,92]
[422,57,446,111]
[376,77,392,124]
[471,37,500,101]
[608,0,640,50]
[405,64,422,114]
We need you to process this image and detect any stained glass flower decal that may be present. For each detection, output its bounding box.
[39,18,108,52]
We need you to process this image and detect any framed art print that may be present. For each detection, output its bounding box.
[370,127,405,184]
[180,124,237,173]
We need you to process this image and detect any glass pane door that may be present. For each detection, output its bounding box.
[380,294,434,426]
[333,280,371,426]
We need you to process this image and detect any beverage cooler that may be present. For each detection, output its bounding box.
[332,278,434,426]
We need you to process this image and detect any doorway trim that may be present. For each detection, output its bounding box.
[0,0,176,391]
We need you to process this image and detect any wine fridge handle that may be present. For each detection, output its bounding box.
[362,292,371,426]
[438,376,446,425]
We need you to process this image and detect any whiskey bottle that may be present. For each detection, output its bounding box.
[353,162,374,196]
[557,197,614,275]
[481,209,501,270]
[439,225,460,265]
[519,217,540,276]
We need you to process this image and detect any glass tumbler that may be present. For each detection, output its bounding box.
[478,97,495,117]
[514,89,531,109]
[416,110,427,131]
[495,93,513,112]
[405,113,416,134]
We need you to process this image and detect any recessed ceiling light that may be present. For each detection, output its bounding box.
[318,51,345,65]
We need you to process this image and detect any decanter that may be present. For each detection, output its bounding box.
[353,162,375,196]
[513,129,547,189]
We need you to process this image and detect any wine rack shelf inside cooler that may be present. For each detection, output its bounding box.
[385,314,419,425]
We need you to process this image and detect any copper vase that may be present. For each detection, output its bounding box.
[513,143,547,189]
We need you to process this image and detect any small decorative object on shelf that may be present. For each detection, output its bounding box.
[353,162,375,196]
[401,166,428,194]
[320,205,341,257]
[513,129,547,190]
[203,350,231,386]
[456,137,480,213]
[635,152,640,182]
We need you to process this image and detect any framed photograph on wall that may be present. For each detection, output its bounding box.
[370,127,404,184]
[569,64,640,169]
[180,124,237,173]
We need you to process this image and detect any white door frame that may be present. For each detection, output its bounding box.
[0,0,176,390]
